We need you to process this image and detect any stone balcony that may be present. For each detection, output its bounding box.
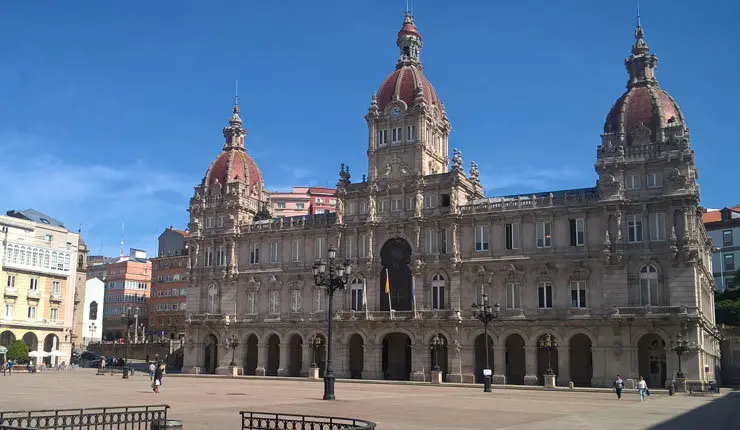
[27,289,40,300]
[460,188,599,215]
[4,286,18,298]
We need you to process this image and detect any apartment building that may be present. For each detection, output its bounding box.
[149,227,188,341]
[704,206,740,292]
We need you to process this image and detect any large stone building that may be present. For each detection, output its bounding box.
[1,209,80,366]
[183,12,719,388]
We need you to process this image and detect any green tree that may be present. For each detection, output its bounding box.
[6,339,29,363]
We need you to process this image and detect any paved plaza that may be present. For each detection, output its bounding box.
[0,370,737,429]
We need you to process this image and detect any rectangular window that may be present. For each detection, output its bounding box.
[570,281,587,308]
[407,125,417,141]
[425,229,437,254]
[723,230,733,247]
[640,278,658,306]
[217,216,224,227]
[424,195,436,208]
[313,289,324,313]
[350,285,364,311]
[647,172,663,188]
[348,202,357,214]
[27,306,36,320]
[380,200,388,212]
[391,198,402,211]
[432,283,445,310]
[315,237,326,259]
[649,212,666,241]
[276,202,286,209]
[6,275,16,288]
[475,225,489,251]
[290,290,302,313]
[377,129,388,146]
[247,292,256,314]
[505,223,520,250]
[359,234,368,258]
[536,222,552,248]
[506,283,521,309]
[205,248,213,266]
[180,288,187,296]
[439,229,449,254]
[291,239,302,262]
[216,246,225,266]
[570,218,585,246]
[269,291,280,314]
[29,278,38,291]
[345,235,354,259]
[538,282,553,309]
[360,202,368,214]
[52,280,61,296]
[249,243,260,264]
[626,174,641,190]
[391,127,402,143]
[270,241,280,263]
[205,217,214,228]
[50,308,58,321]
[172,288,178,296]
[296,203,305,210]
[627,214,643,243]
[725,254,736,271]
[4,304,12,320]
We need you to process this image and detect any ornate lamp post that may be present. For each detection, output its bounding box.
[471,293,500,392]
[119,306,139,379]
[312,244,351,401]
[227,334,240,366]
[538,333,558,376]
[670,332,695,379]
[430,333,444,371]
[309,334,323,368]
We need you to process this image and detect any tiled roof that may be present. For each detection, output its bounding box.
[703,206,740,224]
[5,209,66,228]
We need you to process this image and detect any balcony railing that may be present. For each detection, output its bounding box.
[27,290,39,300]
[460,188,599,214]
[3,287,18,297]
[0,405,169,430]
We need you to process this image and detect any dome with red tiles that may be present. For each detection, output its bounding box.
[376,65,441,111]
[602,24,686,145]
[203,103,265,198]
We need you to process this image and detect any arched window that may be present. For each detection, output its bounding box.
[89,301,98,320]
[207,284,218,313]
[19,247,26,265]
[639,265,659,306]
[44,250,50,268]
[349,277,364,311]
[431,274,446,310]
[51,252,58,270]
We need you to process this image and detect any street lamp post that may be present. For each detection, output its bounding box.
[119,306,139,379]
[471,293,500,392]
[227,333,240,366]
[670,332,695,379]
[538,333,558,375]
[309,334,323,368]
[430,333,444,371]
[312,244,351,401]
[88,322,97,345]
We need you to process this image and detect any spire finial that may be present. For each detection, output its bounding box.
[624,3,658,89]
[235,80,239,108]
[636,0,641,28]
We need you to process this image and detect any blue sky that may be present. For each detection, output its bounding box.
[0,1,737,257]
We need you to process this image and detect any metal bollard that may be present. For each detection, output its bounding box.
[668,382,675,396]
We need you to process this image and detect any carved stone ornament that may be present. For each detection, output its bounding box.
[451,149,463,172]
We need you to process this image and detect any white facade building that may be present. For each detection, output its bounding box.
[81,278,105,346]
[704,207,740,292]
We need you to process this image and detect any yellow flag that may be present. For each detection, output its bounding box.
[384,268,390,294]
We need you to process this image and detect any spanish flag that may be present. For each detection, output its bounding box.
[385,268,393,312]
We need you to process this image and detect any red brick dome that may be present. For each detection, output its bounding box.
[376,65,441,111]
[603,86,684,144]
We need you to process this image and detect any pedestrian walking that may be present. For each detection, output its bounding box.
[152,363,165,393]
[613,374,624,400]
[148,362,155,381]
[638,376,649,402]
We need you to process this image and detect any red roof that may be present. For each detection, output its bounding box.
[205,149,263,196]
[604,86,683,145]
[377,65,440,111]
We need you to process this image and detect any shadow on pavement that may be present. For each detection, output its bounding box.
[648,392,739,429]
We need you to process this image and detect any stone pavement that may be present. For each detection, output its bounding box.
[0,370,737,429]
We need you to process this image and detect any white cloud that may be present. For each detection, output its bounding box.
[480,165,586,194]
[0,132,192,256]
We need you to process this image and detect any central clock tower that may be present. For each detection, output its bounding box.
[365,11,450,181]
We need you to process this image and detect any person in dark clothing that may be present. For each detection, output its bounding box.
[152,363,165,393]
[614,374,624,399]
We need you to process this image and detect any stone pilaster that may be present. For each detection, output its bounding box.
[524,346,538,385]
[255,342,267,376]
[492,346,506,384]
[411,344,428,381]
[278,342,290,376]
[557,347,569,386]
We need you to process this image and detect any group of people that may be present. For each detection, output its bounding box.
[148,362,166,393]
[614,375,650,401]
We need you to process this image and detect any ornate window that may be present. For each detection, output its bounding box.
[313,289,324,313]
[246,292,257,315]
[506,282,521,309]
[431,274,445,310]
[269,290,280,314]
[537,282,553,309]
[570,281,587,308]
[207,284,218,313]
[640,265,659,306]
[290,290,302,313]
[349,277,364,311]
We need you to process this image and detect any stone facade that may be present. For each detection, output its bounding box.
[182,12,720,388]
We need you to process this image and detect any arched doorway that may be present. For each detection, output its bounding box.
[569,334,593,387]
[266,334,280,376]
[638,333,667,389]
[244,334,258,375]
[43,334,60,367]
[536,334,559,385]
[379,238,413,311]
[288,334,303,377]
[474,334,494,383]
[203,334,218,374]
[0,331,15,347]
[382,332,411,380]
[505,334,525,385]
[430,333,449,382]
[22,332,38,353]
[349,334,364,379]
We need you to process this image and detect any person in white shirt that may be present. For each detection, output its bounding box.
[638,376,649,401]
[148,362,156,381]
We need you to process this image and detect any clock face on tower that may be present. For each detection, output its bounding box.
[390,106,402,117]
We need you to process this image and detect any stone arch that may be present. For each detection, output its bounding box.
[528,329,561,348]
[282,330,305,345]
[535,333,560,385]
[43,334,60,367]
[637,332,668,389]
[288,333,303,377]
[425,328,454,345]
[22,332,38,352]
[429,332,449,382]
[0,330,15,347]
[569,333,593,387]
[562,328,598,347]
[379,237,413,311]
[240,331,261,344]
[203,333,218,374]
[348,333,364,379]
[495,328,530,346]
[266,333,281,376]
[342,330,369,346]
[473,332,494,384]
[373,327,416,346]
[630,327,671,346]
[244,333,259,375]
[381,332,412,380]
[505,333,526,385]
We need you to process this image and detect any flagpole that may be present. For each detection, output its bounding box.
[386,268,393,320]
[412,275,417,318]
[363,278,369,319]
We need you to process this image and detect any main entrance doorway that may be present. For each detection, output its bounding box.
[382,332,411,380]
